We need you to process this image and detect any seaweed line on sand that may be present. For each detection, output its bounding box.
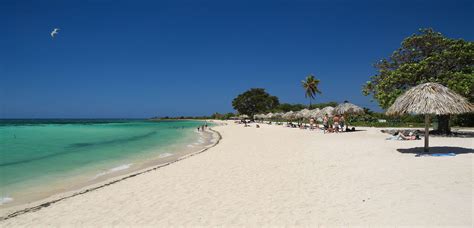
[0,128,222,221]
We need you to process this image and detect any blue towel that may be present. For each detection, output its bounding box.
[416,153,456,157]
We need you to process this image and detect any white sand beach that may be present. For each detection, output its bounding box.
[1,121,473,226]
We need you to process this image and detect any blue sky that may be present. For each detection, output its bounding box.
[1,0,473,118]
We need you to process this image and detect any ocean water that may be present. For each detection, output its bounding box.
[0,119,211,206]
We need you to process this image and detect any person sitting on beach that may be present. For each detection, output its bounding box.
[256,124,260,128]
[333,115,340,133]
[386,131,420,140]
[326,124,335,133]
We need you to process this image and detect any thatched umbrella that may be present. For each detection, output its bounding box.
[254,114,264,120]
[386,82,474,152]
[273,112,283,123]
[239,114,249,119]
[274,112,283,118]
[296,109,310,119]
[266,113,274,120]
[334,102,364,129]
[320,106,335,117]
[309,108,321,119]
[335,102,364,115]
[282,111,295,120]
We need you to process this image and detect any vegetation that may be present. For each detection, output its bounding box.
[363,28,474,133]
[231,88,280,117]
[301,74,322,108]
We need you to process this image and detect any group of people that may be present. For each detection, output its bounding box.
[282,114,354,133]
[196,124,208,132]
[322,114,352,133]
[383,130,421,140]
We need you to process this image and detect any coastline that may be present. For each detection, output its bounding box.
[1,121,472,226]
[0,124,222,220]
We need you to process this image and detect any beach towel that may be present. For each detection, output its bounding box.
[415,153,456,157]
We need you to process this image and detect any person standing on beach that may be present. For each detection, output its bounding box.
[340,115,346,132]
[309,118,315,130]
[323,114,329,133]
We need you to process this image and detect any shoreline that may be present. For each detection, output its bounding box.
[0,126,222,221]
[1,121,472,226]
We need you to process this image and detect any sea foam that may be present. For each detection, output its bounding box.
[94,164,132,179]
[159,153,173,158]
[0,196,13,205]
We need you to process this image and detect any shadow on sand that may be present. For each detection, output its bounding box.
[397,146,473,155]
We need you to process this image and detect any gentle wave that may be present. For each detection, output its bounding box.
[94,164,133,179]
[158,153,173,158]
[0,196,13,205]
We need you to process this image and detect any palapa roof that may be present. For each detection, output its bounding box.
[386,83,474,116]
[282,111,295,120]
[295,109,311,119]
[320,106,335,117]
[253,114,264,119]
[334,102,364,115]
[273,112,283,117]
[239,114,249,119]
[309,108,321,118]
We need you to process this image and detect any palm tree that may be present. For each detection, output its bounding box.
[301,74,322,108]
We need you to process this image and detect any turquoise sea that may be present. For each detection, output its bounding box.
[0,119,210,206]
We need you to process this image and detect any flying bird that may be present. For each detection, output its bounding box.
[50,28,60,38]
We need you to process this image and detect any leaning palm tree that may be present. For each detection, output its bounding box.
[301,74,322,108]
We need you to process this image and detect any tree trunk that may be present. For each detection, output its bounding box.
[435,115,451,135]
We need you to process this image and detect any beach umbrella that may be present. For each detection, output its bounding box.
[334,102,364,115]
[266,113,274,119]
[239,114,249,119]
[282,111,295,120]
[254,114,263,119]
[295,109,310,119]
[386,82,474,152]
[309,108,321,119]
[320,106,335,117]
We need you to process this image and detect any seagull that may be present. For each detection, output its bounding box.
[51,28,60,38]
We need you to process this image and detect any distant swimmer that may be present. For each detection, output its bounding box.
[51,28,60,38]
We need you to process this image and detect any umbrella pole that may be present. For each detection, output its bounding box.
[424,115,430,152]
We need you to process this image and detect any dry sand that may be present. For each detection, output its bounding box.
[1,121,473,226]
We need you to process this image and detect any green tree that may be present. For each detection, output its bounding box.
[363,28,474,134]
[301,74,322,108]
[232,88,280,117]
